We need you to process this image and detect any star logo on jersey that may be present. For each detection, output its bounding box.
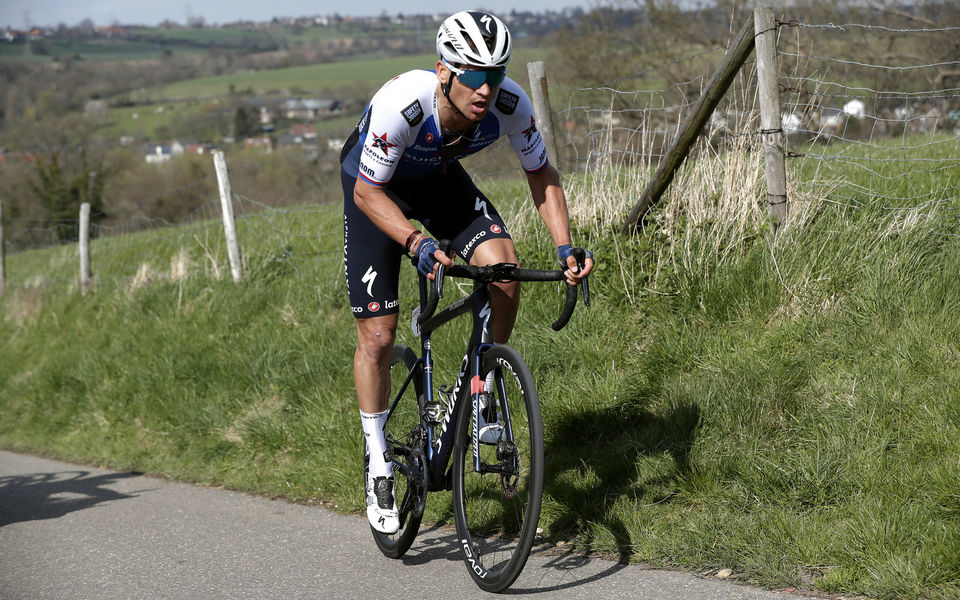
[370,132,396,156]
[522,117,538,143]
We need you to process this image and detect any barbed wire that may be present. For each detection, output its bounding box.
[779,78,960,100]
[778,52,960,71]
[796,23,960,33]
[5,16,960,294]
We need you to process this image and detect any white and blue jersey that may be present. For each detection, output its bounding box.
[340,69,549,185]
[340,69,550,319]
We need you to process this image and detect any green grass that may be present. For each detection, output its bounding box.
[2,134,960,599]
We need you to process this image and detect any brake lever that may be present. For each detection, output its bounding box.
[435,239,454,299]
[571,248,591,308]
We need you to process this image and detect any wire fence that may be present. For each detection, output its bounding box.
[3,14,959,295]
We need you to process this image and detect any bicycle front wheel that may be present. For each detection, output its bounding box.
[370,344,426,558]
[451,344,544,593]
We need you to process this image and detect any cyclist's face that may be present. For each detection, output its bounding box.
[437,61,501,123]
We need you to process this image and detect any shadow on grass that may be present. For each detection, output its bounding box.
[544,400,701,563]
[0,470,146,527]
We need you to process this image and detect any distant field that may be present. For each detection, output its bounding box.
[96,47,546,138]
[0,39,206,62]
[160,53,435,98]
[133,25,362,45]
[160,47,547,99]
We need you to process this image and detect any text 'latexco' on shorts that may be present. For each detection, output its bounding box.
[341,163,513,319]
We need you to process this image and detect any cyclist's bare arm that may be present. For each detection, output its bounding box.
[354,178,454,276]
[524,165,594,285]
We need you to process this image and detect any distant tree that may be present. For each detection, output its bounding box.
[234,106,259,139]
[77,18,96,36]
[28,151,106,241]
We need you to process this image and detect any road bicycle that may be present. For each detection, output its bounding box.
[365,241,589,592]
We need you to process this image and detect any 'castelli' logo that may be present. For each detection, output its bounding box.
[490,224,502,234]
[425,132,435,143]
[368,302,381,312]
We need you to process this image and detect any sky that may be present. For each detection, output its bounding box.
[1,1,596,29]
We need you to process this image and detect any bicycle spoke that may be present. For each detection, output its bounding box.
[452,345,544,592]
[370,345,426,558]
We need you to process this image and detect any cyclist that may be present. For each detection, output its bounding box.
[340,10,593,534]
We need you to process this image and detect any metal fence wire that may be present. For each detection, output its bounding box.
[3,15,959,293]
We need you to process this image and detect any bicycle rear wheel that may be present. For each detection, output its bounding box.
[369,344,427,558]
[451,344,544,592]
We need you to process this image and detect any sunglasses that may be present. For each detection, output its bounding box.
[444,60,507,89]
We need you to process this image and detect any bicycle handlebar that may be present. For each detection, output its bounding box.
[414,240,589,332]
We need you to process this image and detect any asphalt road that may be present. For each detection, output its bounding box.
[0,450,815,599]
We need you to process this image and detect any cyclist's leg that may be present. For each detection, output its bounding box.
[344,171,407,533]
[354,314,399,413]
[404,163,518,343]
[343,172,404,414]
[469,238,520,344]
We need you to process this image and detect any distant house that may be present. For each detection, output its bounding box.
[145,145,173,164]
[290,123,317,143]
[144,140,207,163]
[281,98,341,120]
[244,137,273,151]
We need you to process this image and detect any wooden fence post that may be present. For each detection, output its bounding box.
[213,150,244,283]
[79,202,91,295]
[755,7,789,227]
[0,201,6,295]
[620,13,757,235]
[527,61,559,167]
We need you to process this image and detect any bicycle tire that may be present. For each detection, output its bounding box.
[451,344,544,592]
[370,344,426,558]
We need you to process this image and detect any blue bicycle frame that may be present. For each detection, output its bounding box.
[411,272,505,491]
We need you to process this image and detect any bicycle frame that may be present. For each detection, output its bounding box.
[385,248,586,494]
[394,273,504,491]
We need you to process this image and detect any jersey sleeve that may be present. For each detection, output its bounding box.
[356,79,418,186]
[501,85,549,174]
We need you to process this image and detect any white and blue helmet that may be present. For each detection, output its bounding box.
[436,10,512,69]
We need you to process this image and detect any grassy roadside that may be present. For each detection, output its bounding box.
[2,142,960,599]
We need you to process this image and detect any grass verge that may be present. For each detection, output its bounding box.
[2,137,959,599]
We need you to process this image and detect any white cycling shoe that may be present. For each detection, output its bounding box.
[366,474,400,534]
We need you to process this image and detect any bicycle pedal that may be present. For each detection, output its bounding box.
[423,401,444,425]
